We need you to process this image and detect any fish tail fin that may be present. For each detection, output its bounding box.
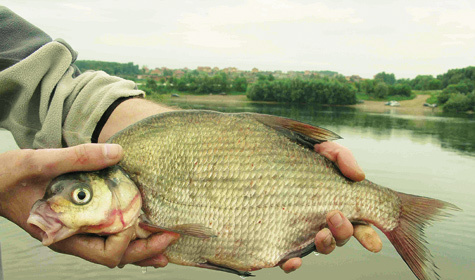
[384,192,460,280]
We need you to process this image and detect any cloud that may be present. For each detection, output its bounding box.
[406,5,475,53]
[407,6,475,29]
[175,0,362,50]
[179,0,362,26]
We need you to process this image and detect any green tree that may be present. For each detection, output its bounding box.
[232,77,248,92]
[374,83,389,99]
[389,84,412,97]
[443,93,473,113]
[175,79,188,91]
[374,72,396,85]
[428,79,442,90]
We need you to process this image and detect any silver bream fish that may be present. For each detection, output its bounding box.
[28,110,459,280]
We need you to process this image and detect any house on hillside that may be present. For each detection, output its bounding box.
[174,70,185,78]
[197,66,212,73]
[151,68,163,75]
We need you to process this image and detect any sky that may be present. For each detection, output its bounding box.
[4,0,475,79]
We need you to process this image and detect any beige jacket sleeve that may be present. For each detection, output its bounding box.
[0,40,144,149]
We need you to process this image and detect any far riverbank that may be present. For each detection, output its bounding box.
[159,94,438,116]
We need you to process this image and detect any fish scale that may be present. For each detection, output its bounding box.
[109,110,405,272]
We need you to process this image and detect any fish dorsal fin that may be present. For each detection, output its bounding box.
[245,113,341,147]
[139,220,217,239]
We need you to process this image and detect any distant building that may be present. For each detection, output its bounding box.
[223,67,238,73]
[174,69,185,78]
[197,66,212,73]
[252,67,259,73]
[346,75,363,83]
[151,68,162,75]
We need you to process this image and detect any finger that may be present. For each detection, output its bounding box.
[131,254,169,268]
[353,224,382,253]
[36,143,123,177]
[315,142,365,182]
[279,257,302,273]
[50,226,135,268]
[327,210,353,246]
[315,228,336,254]
[119,233,179,266]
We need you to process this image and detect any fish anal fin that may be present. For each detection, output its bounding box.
[197,261,255,277]
[278,242,316,266]
[248,113,341,146]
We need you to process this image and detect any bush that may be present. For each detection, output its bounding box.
[373,83,389,99]
[389,84,412,97]
[443,93,473,113]
[437,91,452,105]
[246,78,357,105]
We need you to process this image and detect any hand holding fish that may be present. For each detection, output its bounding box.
[0,144,178,268]
[280,141,382,273]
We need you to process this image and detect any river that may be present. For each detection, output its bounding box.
[1,98,474,280]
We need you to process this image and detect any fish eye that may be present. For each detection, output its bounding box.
[71,186,92,205]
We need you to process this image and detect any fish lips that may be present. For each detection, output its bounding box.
[27,200,78,246]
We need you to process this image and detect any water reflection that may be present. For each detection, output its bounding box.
[165,100,475,157]
[1,100,474,280]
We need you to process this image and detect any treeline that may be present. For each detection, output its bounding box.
[75,60,475,113]
[247,77,357,105]
[435,67,475,113]
[141,71,248,95]
[354,72,412,99]
[75,60,140,78]
[354,67,475,113]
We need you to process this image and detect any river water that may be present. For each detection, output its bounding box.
[1,99,474,280]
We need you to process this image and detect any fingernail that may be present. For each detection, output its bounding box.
[329,212,343,228]
[355,162,365,179]
[367,235,382,253]
[323,230,334,248]
[103,144,121,159]
[337,237,350,247]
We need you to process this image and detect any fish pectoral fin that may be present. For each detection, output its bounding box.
[138,220,217,239]
[171,223,217,238]
[249,113,342,146]
[197,261,255,277]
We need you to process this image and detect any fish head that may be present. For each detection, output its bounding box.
[27,166,142,246]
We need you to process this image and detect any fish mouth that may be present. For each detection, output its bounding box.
[27,201,77,246]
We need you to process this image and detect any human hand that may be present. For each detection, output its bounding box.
[0,144,178,268]
[280,142,382,273]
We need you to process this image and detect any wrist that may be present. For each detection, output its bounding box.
[97,98,176,143]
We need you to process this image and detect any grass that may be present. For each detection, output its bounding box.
[357,90,443,103]
[413,90,441,104]
[356,92,416,101]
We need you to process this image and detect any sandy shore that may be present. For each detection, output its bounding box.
[350,94,439,115]
[168,94,437,115]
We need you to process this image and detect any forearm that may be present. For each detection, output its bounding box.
[0,6,144,149]
[98,98,176,143]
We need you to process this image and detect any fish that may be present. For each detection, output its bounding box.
[27,110,459,280]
